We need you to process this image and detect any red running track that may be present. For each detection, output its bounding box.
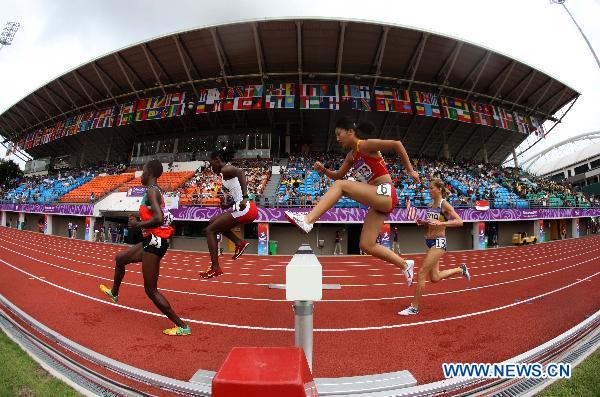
[0,227,598,384]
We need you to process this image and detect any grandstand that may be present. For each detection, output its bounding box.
[0,18,597,254]
[2,15,600,397]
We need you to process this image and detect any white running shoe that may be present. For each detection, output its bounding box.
[460,263,471,281]
[398,306,419,316]
[284,211,313,234]
[403,260,414,286]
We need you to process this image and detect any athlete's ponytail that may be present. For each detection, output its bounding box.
[432,178,450,199]
[335,116,375,137]
[211,145,236,163]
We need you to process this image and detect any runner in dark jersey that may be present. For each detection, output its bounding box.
[100,159,190,336]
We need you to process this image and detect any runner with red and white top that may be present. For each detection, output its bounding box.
[285,116,420,286]
[200,146,258,279]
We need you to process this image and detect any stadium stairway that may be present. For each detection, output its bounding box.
[260,173,282,205]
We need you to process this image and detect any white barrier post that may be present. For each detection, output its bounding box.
[285,244,322,371]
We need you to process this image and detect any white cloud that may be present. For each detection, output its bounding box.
[1,0,598,172]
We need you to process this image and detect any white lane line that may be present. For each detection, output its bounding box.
[1,256,597,332]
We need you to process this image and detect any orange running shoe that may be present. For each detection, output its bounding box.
[199,266,223,279]
[233,240,250,260]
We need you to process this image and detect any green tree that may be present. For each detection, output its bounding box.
[0,159,24,189]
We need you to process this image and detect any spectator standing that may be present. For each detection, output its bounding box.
[67,222,73,238]
[392,226,401,254]
[333,230,343,255]
[72,224,78,239]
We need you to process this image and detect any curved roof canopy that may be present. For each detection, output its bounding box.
[0,18,579,163]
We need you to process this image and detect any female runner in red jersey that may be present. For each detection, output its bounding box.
[100,159,190,336]
[285,117,420,285]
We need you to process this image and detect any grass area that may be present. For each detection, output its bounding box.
[537,347,600,397]
[0,329,81,397]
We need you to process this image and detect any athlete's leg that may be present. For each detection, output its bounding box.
[411,248,445,310]
[205,212,240,269]
[111,242,143,297]
[141,250,187,328]
[306,180,391,224]
[430,257,463,283]
[358,208,410,271]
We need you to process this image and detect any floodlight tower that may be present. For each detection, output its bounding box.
[551,1,600,70]
[0,22,20,51]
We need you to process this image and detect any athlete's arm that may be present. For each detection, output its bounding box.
[316,152,354,180]
[235,166,249,210]
[359,139,420,183]
[440,201,463,227]
[137,188,164,229]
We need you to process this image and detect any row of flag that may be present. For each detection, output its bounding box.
[9,83,546,153]
[9,93,186,153]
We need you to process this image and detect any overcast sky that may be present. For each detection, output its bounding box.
[1,0,599,174]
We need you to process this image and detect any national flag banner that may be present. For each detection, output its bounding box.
[406,197,417,220]
[221,85,264,111]
[470,101,494,126]
[117,102,136,126]
[440,96,472,123]
[475,200,490,211]
[135,92,186,121]
[77,111,96,132]
[341,85,372,111]
[54,120,66,139]
[529,116,546,138]
[40,127,51,145]
[411,91,441,118]
[492,106,516,131]
[513,111,530,134]
[32,129,42,147]
[17,138,25,152]
[61,116,77,136]
[300,84,339,110]
[265,83,295,109]
[374,86,412,113]
[196,88,224,113]
[24,132,34,149]
[91,106,115,129]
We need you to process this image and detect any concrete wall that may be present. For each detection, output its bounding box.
[24,213,45,233]
[52,215,86,239]
[498,221,534,247]
[4,211,18,227]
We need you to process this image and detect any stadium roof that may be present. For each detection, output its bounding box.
[0,18,580,163]
[522,131,600,175]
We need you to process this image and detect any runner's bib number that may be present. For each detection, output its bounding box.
[434,238,447,250]
[376,183,392,197]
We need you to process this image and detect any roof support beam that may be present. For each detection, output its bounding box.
[528,79,553,110]
[541,86,570,113]
[488,60,516,102]
[21,100,43,125]
[296,21,303,85]
[454,124,481,159]
[464,51,491,100]
[252,23,275,129]
[508,70,537,109]
[92,62,118,105]
[405,33,429,91]
[436,42,463,95]
[72,71,99,110]
[141,44,166,96]
[56,78,78,109]
[144,44,173,85]
[5,112,26,132]
[43,86,70,115]
[32,93,53,119]
[12,106,33,129]
[113,53,140,100]
[371,26,389,91]
[335,22,347,85]
[173,35,199,97]
[210,28,230,87]
[473,127,500,161]
[417,120,439,156]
